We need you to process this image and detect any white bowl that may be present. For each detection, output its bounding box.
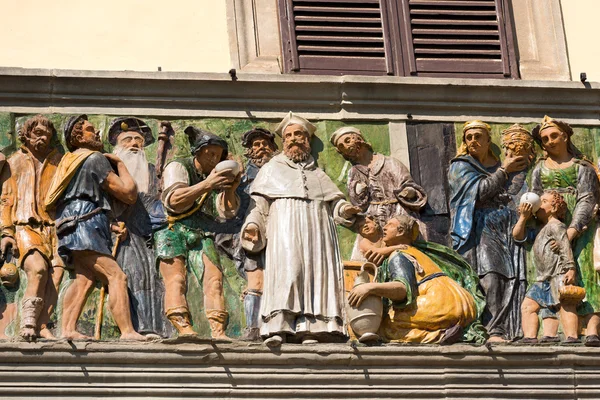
[215,160,240,176]
[520,192,541,212]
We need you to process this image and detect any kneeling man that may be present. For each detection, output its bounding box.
[348,215,477,344]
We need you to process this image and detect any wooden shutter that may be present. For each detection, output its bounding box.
[406,122,456,244]
[397,0,517,77]
[278,0,398,75]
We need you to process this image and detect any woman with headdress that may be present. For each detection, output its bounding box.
[448,121,532,342]
[531,115,600,346]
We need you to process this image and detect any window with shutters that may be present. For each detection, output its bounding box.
[278,0,518,78]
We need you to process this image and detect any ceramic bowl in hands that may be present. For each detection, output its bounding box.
[214,160,240,176]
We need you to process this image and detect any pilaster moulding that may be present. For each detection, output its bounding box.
[511,0,571,81]
[226,0,282,73]
[389,121,411,170]
[1,341,600,399]
[0,68,598,124]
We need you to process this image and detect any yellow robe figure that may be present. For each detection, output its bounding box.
[379,246,477,343]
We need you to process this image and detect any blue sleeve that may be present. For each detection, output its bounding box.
[87,152,113,186]
[386,252,418,308]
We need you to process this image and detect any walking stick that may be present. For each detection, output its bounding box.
[94,222,126,340]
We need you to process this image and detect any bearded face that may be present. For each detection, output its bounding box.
[282,124,311,163]
[73,120,103,152]
[114,141,150,193]
[245,137,276,167]
[25,122,52,154]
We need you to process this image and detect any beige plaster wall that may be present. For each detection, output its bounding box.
[0,0,231,73]
[561,0,600,82]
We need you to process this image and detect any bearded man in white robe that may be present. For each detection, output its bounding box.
[109,117,173,338]
[241,112,361,347]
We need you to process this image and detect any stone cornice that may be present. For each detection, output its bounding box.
[0,341,599,398]
[0,67,599,124]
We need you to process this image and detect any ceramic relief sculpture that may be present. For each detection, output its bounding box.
[44,115,146,341]
[154,127,240,338]
[348,215,478,344]
[513,191,582,343]
[531,116,600,346]
[448,121,532,342]
[331,126,428,251]
[241,112,361,347]
[1,112,600,347]
[215,127,278,341]
[108,117,174,339]
[0,115,65,340]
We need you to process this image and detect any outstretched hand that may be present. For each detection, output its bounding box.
[242,223,261,244]
[342,205,362,219]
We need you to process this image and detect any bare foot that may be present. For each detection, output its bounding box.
[19,327,37,342]
[487,335,507,343]
[120,331,149,341]
[62,331,93,340]
[38,327,57,340]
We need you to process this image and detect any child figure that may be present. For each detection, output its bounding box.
[513,191,580,343]
[356,215,408,266]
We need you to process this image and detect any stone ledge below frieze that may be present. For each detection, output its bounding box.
[0,67,599,124]
[0,339,599,399]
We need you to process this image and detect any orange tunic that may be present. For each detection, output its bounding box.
[0,147,64,267]
[380,246,477,343]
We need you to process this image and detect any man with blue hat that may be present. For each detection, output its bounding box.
[217,127,278,341]
[108,117,173,338]
[154,126,241,338]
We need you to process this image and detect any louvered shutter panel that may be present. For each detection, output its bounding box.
[397,0,518,77]
[278,0,397,75]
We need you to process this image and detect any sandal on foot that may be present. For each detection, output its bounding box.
[540,336,560,343]
[562,336,581,344]
[518,337,539,344]
[584,335,600,347]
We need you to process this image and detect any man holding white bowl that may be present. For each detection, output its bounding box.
[154,127,241,339]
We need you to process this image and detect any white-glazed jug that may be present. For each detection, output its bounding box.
[346,262,383,343]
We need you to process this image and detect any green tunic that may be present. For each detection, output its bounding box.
[532,160,600,314]
[154,157,221,283]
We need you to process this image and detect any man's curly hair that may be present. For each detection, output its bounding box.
[18,114,56,143]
